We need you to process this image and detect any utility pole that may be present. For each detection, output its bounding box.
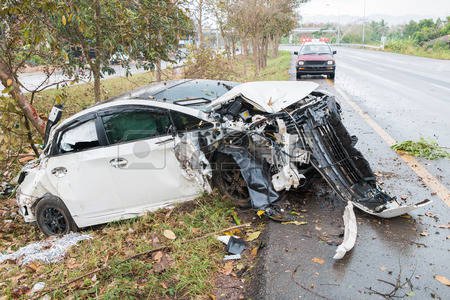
[362,0,366,44]
[337,14,341,44]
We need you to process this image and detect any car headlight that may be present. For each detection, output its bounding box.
[327,60,334,65]
[298,61,304,66]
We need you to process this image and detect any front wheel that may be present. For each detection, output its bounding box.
[35,195,78,236]
[213,153,251,208]
[296,73,301,80]
[328,72,335,79]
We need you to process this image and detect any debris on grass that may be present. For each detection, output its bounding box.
[217,235,246,260]
[0,233,91,265]
[226,237,246,255]
[256,210,265,218]
[221,261,234,275]
[162,229,177,240]
[224,254,241,260]
[30,282,46,295]
[391,138,450,160]
[230,210,242,225]
[245,231,261,242]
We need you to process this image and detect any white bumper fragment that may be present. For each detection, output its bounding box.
[333,201,357,260]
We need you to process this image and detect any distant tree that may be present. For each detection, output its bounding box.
[129,0,192,80]
[48,0,134,102]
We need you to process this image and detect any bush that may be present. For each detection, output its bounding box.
[183,47,237,80]
[384,38,450,59]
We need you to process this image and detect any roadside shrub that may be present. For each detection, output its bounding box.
[183,47,237,80]
[385,38,450,59]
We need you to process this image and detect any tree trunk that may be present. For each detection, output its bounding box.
[93,0,102,102]
[272,36,279,57]
[241,37,249,57]
[92,65,101,102]
[231,37,236,59]
[263,37,268,68]
[0,63,46,137]
[155,60,162,81]
[252,38,259,75]
[197,0,204,48]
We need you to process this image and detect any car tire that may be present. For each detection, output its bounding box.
[213,153,251,208]
[296,73,301,80]
[35,194,78,236]
[328,72,335,79]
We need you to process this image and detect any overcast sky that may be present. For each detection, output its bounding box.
[300,0,450,18]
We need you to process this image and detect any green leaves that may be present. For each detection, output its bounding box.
[1,86,13,94]
[391,138,450,160]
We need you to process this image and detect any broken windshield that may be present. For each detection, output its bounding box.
[136,80,239,108]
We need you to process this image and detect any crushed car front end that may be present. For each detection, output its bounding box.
[201,81,430,217]
[15,159,51,223]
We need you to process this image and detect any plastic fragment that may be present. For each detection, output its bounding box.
[30,282,46,295]
[226,236,246,255]
[333,201,357,260]
[224,254,241,260]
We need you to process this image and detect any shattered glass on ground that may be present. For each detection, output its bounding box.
[0,233,91,265]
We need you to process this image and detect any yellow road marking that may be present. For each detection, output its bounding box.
[335,86,450,206]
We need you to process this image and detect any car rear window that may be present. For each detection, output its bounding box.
[102,110,171,144]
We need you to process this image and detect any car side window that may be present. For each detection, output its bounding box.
[59,119,100,153]
[102,110,171,145]
[170,111,212,132]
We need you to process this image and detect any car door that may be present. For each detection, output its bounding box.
[46,116,125,227]
[100,106,202,215]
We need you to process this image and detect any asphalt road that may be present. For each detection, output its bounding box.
[1,61,172,91]
[251,47,450,299]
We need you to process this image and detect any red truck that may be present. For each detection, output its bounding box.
[294,42,336,80]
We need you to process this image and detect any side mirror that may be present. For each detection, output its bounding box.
[294,51,298,55]
[333,50,337,54]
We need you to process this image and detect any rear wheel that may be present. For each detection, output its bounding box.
[213,153,251,208]
[35,195,78,236]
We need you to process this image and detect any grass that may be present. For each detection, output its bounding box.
[230,51,291,82]
[384,39,450,60]
[0,194,238,298]
[0,51,291,298]
[391,138,450,160]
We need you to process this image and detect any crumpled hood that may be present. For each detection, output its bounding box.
[208,81,319,113]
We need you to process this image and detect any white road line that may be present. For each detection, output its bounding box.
[430,83,450,93]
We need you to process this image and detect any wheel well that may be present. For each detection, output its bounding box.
[31,193,66,211]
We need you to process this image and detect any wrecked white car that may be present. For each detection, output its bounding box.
[16,79,430,236]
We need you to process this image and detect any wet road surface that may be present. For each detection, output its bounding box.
[251,47,450,299]
[1,61,172,91]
